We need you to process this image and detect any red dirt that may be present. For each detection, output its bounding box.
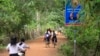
[0,33,66,56]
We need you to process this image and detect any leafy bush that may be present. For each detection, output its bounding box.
[61,0,100,56]
[59,44,73,56]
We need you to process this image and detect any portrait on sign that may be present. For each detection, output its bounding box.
[65,0,82,25]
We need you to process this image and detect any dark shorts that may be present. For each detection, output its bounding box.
[52,37,57,43]
[10,53,18,56]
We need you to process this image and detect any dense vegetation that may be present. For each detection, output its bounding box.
[0,0,100,56]
[59,0,100,56]
[0,0,64,47]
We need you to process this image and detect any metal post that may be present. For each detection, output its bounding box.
[74,30,76,56]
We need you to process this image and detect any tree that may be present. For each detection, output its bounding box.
[61,0,100,56]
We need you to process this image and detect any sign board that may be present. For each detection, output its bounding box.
[65,4,81,26]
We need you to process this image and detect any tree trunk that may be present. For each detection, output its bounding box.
[29,30,33,39]
[36,10,40,37]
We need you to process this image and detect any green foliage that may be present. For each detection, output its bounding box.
[0,0,65,47]
[0,0,38,46]
[62,0,100,56]
[59,44,73,56]
[0,1,99,56]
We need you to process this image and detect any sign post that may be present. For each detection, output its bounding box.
[74,30,77,56]
[65,0,82,56]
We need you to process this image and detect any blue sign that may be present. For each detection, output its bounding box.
[65,4,81,25]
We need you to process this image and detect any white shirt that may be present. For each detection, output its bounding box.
[18,42,29,51]
[6,43,19,54]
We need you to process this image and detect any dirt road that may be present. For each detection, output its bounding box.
[0,33,66,56]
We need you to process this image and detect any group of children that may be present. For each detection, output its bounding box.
[6,37,29,56]
[6,29,57,56]
[44,29,57,48]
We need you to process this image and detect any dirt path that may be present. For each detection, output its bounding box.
[0,33,66,56]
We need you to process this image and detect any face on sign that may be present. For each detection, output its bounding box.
[72,0,79,7]
[65,0,82,25]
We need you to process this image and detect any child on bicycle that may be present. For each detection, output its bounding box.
[51,30,57,48]
[18,38,29,56]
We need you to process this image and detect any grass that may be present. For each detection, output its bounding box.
[0,45,6,52]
